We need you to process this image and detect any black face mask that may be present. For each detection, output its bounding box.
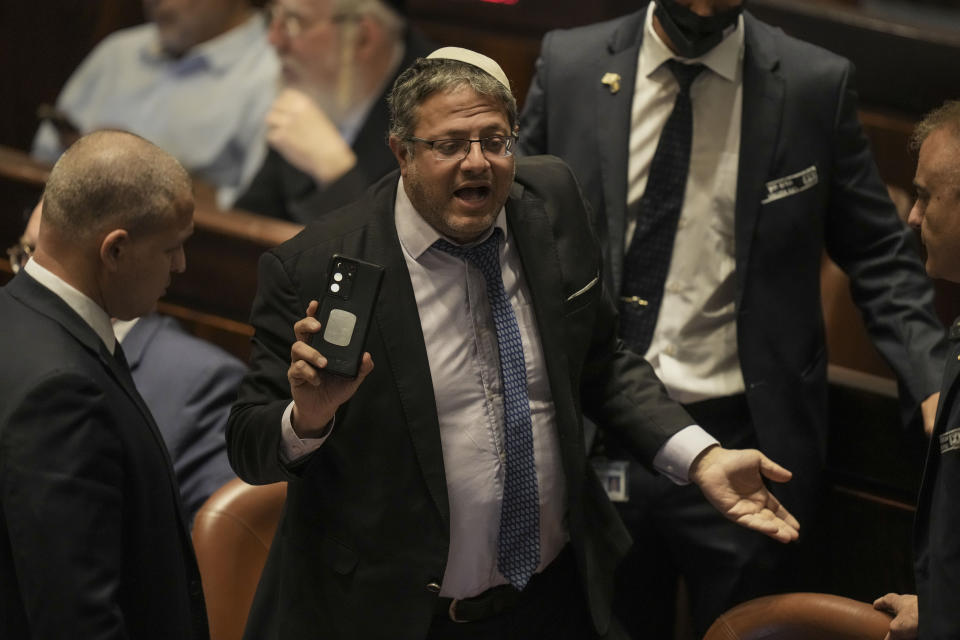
[653,0,744,59]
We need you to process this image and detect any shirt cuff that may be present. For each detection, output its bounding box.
[279,401,334,464]
[652,425,719,485]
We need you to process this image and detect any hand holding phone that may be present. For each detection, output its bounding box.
[289,300,374,438]
[312,254,384,378]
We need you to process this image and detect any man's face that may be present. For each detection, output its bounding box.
[908,126,960,282]
[268,0,344,100]
[143,0,244,56]
[391,86,515,244]
[107,198,194,320]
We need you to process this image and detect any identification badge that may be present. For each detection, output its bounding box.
[761,165,819,204]
[940,428,960,455]
[592,459,629,502]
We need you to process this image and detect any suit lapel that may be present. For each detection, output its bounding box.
[597,12,645,295]
[734,13,784,308]
[506,186,583,487]
[367,183,450,527]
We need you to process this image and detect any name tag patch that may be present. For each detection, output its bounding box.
[940,428,960,455]
[762,165,818,204]
[592,459,629,502]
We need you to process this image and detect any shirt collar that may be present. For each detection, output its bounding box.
[112,317,141,344]
[142,11,269,74]
[24,258,117,354]
[394,176,508,260]
[640,2,744,83]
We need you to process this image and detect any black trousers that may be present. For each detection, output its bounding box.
[603,394,795,638]
[425,546,602,640]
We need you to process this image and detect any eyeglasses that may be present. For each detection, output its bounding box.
[265,2,354,39]
[407,135,517,162]
[6,236,34,274]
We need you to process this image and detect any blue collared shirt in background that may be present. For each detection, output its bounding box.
[31,13,279,208]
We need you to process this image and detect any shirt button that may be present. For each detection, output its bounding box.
[426,582,441,593]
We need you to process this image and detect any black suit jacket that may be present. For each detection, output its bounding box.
[227,156,693,638]
[519,9,946,518]
[0,273,207,639]
[234,29,435,224]
[915,317,960,639]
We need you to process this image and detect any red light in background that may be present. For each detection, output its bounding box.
[479,0,519,4]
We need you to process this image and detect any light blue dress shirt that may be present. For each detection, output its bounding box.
[31,13,279,208]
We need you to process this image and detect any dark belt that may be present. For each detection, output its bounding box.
[434,583,522,623]
[432,545,573,623]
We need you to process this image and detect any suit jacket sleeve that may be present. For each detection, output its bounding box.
[234,149,289,220]
[171,353,246,518]
[822,62,946,422]
[2,372,128,639]
[227,249,310,484]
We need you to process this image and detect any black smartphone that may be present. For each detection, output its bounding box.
[312,254,384,378]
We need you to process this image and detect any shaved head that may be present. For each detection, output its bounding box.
[42,130,192,242]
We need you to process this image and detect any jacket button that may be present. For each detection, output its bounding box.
[426,582,441,593]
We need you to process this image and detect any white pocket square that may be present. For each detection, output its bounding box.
[762,165,818,204]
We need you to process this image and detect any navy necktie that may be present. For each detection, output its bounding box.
[619,60,705,353]
[433,228,540,589]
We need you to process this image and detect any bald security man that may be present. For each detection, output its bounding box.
[0,130,208,640]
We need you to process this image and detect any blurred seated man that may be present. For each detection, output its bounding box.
[234,0,434,223]
[31,0,279,208]
[874,101,960,640]
[13,199,247,520]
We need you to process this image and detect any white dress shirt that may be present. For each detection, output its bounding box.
[626,4,746,404]
[23,259,116,354]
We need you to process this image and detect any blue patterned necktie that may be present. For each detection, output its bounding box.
[433,228,541,590]
[619,60,705,353]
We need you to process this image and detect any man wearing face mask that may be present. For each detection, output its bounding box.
[519,0,946,636]
[234,0,434,223]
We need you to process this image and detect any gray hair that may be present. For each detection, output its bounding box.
[911,100,960,152]
[388,57,518,152]
[334,0,404,39]
[42,130,191,240]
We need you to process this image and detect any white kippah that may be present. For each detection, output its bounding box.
[426,47,511,91]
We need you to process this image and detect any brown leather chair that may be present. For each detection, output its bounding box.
[192,478,287,640]
[703,593,893,640]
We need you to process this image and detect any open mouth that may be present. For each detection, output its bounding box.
[454,186,491,204]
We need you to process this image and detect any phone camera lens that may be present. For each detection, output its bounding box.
[330,283,340,293]
[333,272,343,282]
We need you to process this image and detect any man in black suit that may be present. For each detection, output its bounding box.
[874,101,960,640]
[519,0,946,634]
[227,47,799,639]
[0,130,208,639]
[235,0,434,223]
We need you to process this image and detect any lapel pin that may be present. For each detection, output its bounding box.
[601,72,621,94]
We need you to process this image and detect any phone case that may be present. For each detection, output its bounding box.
[313,254,384,378]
